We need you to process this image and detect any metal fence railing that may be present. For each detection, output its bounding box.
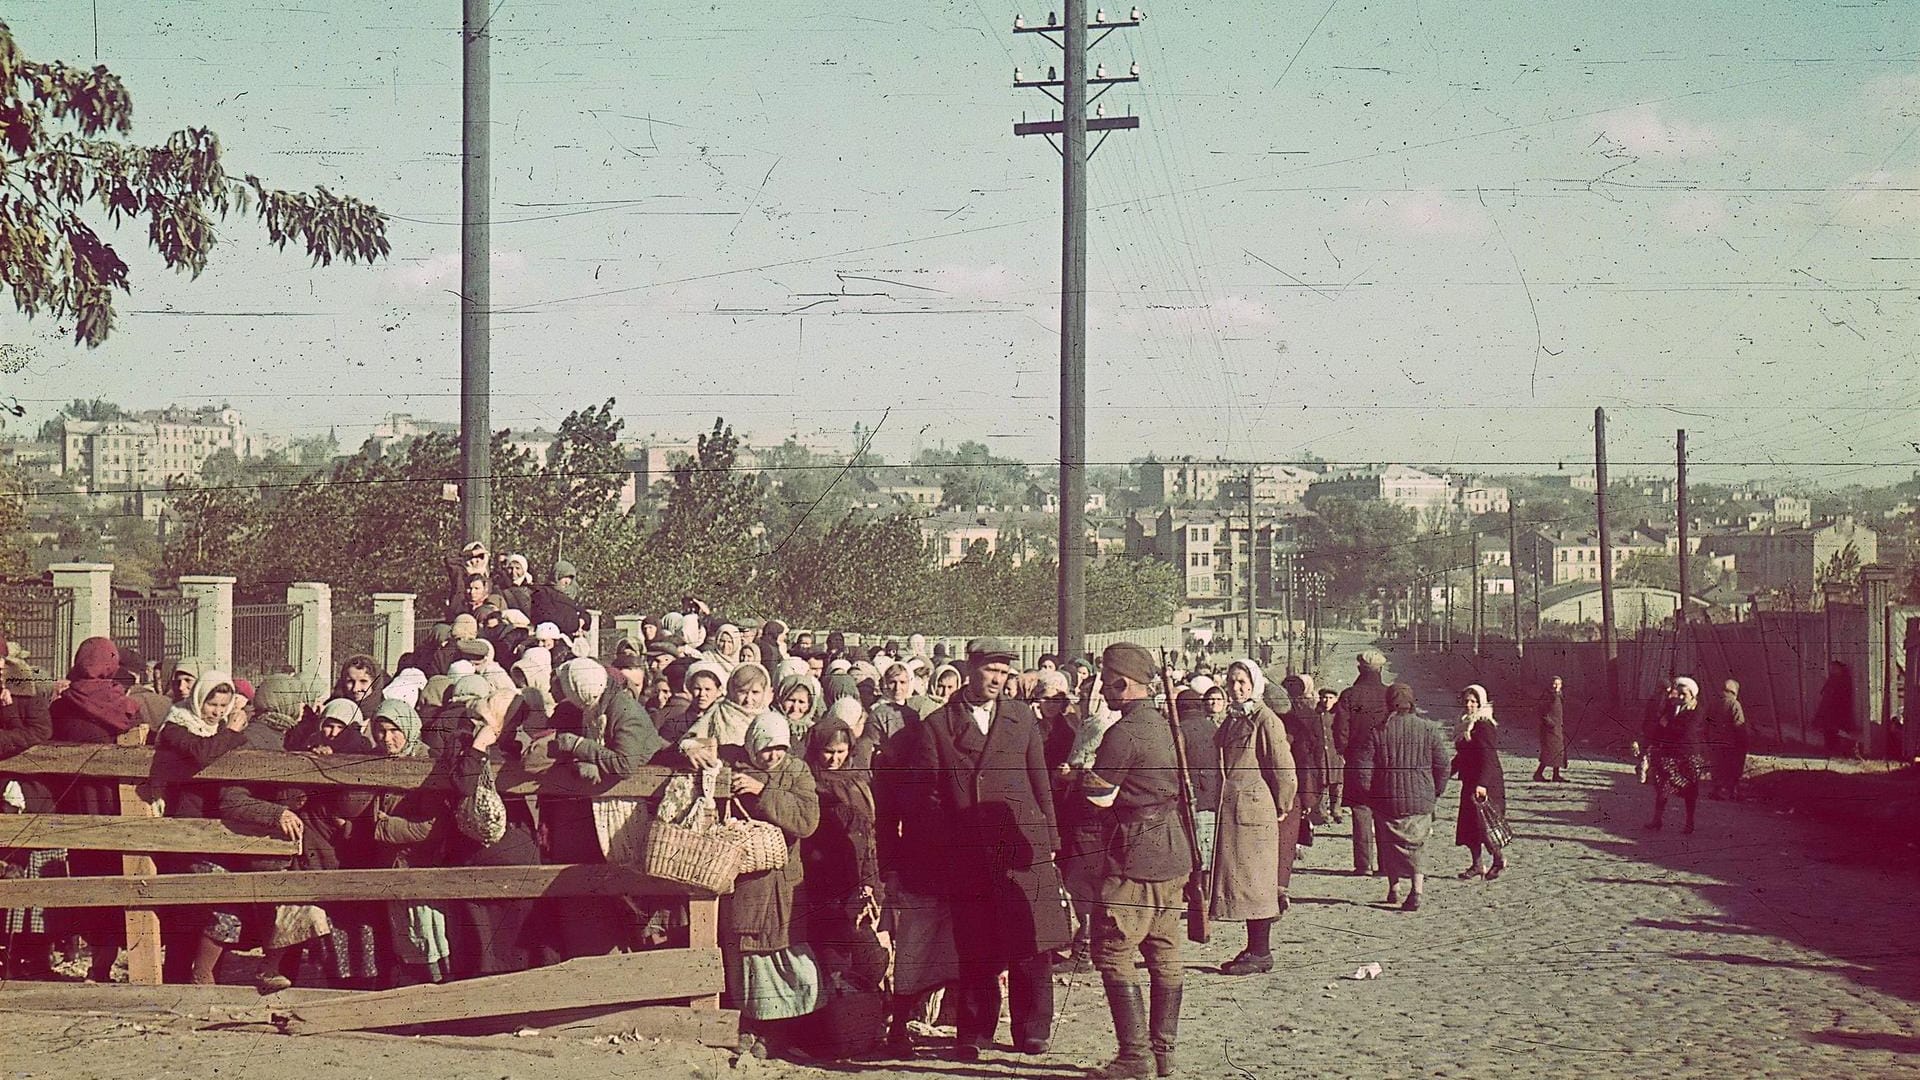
[332,610,388,669]
[234,603,304,681]
[0,584,74,675]
[109,596,199,666]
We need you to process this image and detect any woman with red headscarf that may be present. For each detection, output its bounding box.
[47,637,142,981]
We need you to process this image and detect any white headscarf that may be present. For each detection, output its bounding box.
[746,711,792,754]
[164,669,236,737]
[1460,683,1495,736]
[383,667,428,710]
[556,658,609,709]
[1226,657,1267,709]
[1673,676,1700,702]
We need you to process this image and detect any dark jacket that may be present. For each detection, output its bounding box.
[1282,696,1323,812]
[1334,669,1391,806]
[1451,720,1506,847]
[1538,691,1568,769]
[151,721,248,821]
[1177,706,1221,813]
[1088,698,1191,883]
[802,768,880,900]
[1355,710,1451,819]
[915,693,1071,960]
[722,754,820,952]
[873,714,947,895]
[529,585,589,638]
[0,683,52,812]
[549,691,665,784]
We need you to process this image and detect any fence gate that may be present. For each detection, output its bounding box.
[233,603,304,681]
[109,596,199,666]
[0,584,74,674]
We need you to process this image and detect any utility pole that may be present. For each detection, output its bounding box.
[1596,407,1619,719]
[1014,4,1142,660]
[460,0,492,547]
[1245,473,1257,662]
[1676,428,1690,662]
[1508,500,1523,658]
[1470,530,1482,654]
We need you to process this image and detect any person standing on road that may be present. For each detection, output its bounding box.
[1646,676,1708,834]
[1452,684,1509,881]
[1814,661,1857,759]
[1354,682,1451,912]
[1316,686,1345,822]
[1334,650,1392,876]
[1081,642,1191,1080]
[918,638,1070,1060]
[1533,675,1569,783]
[1710,679,1750,800]
[1209,659,1298,976]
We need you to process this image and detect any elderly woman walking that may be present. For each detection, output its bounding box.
[1210,658,1298,975]
[1452,685,1509,881]
[1354,683,1451,912]
[725,712,822,1059]
[1533,676,1569,783]
[1646,676,1708,834]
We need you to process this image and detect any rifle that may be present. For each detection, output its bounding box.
[1160,651,1210,944]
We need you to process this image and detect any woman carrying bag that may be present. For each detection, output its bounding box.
[1451,685,1509,881]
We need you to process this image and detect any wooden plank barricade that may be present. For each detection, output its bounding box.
[0,742,730,1037]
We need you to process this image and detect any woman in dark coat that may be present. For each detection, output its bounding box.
[1646,676,1707,834]
[799,720,883,991]
[46,637,144,981]
[1279,673,1324,824]
[441,690,541,979]
[1451,684,1508,881]
[1814,661,1856,758]
[1533,676,1569,782]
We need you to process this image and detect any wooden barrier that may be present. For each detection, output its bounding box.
[0,740,728,1031]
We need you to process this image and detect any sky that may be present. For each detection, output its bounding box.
[1,0,1916,489]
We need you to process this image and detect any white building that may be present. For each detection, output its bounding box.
[1306,464,1455,514]
[1458,484,1510,515]
[60,405,271,494]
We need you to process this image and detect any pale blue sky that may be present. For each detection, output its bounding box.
[3,0,1916,487]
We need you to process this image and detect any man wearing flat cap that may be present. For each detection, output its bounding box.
[904,636,1070,1060]
[1081,641,1190,1079]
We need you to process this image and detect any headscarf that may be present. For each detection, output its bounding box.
[372,697,425,757]
[1187,675,1216,697]
[451,614,479,641]
[420,675,456,710]
[384,668,428,710]
[746,710,792,755]
[1226,658,1267,712]
[450,674,494,707]
[166,668,236,738]
[322,697,365,727]
[1673,676,1700,702]
[1357,649,1388,672]
[776,672,823,728]
[929,663,961,701]
[58,636,140,734]
[512,646,553,691]
[806,718,875,816]
[448,659,477,678]
[1030,669,1072,700]
[907,633,928,659]
[686,660,728,694]
[555,657,609,708]
[774,656,810,683]
[1460,683,1495,737]
[826,695,866,736]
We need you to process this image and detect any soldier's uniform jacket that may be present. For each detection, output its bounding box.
[1084,697,1191,883]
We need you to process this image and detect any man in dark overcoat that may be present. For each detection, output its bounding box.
[917,637,1071,1059]
[1333,649,1391,876]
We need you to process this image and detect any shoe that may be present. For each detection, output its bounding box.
[1458,867,1485,880]
[1016,1039,1051,1055]
[948,1042,983,1062]
[1401,893,1422,912]
[1553,774,1568,783]
[1384,891,1399,906]
[1645,819,1663,831]
[1486,862,1505,881]
[1092,982,1152,1079]
[255,972,293,995]
[1219,951,1273,976]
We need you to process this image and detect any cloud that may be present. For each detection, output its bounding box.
[1343,189,1485,237]
[385,250,530,292]
[1596,106,1721,157]
[1837,167,1920,231]
[1666,192,1728,232]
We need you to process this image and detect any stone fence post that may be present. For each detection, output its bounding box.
[49,563,113,658]
[177,575,236,673]
[372,593,417,676]
[287,582,333,697]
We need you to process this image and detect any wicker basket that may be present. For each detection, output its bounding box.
[643,808,746,893]
[726,799,789,875]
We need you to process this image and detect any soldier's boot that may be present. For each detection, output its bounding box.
[1092,981,1152,1079]
[1149,978,1183,1077]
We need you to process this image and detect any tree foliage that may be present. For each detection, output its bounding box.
[0,22,388,346]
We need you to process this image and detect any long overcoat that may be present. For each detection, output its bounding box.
[1209,703,1298,921]
[1538,691,1568,769]
[722,753,820,952]
[918,694,1071,963]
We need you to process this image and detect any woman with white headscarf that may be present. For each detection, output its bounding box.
[1208,658,1297,976]
[1645,676,1708,834]
[1450,684,1509,880]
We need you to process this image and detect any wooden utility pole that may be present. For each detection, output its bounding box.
[460,0,492,547]
[1470,530,1482,654]
[1676,428,1690,659]
[1014,4,1142,660]
[1596,407,1619,717]
[1245,473,1258,661]
[1508,500,1523,658]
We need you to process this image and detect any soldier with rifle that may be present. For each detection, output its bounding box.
[1081,642,1200,1078]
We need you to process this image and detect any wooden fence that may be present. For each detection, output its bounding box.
[0,732,728,1038]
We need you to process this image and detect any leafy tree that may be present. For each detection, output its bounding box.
[0,464,29,578]
[34,397,127,440]
[767,512,933,631]
[1616,551,1720,593]
[636,419,762,613]
[0,22,388,345]
[1818,542,1864,593]
[916,441,1031,510]
[1084,556,1181,633]
[1300,497,1424,615]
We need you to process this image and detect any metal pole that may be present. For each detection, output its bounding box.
[1057,0,1088,661]
[1245,473,1257,659]
[1508,500,1523,658]
[1596,407,1619,719]
[460,0,492,548]
[1676,428,1690,658]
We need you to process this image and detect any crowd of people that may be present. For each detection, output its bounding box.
[0,543,1771,1073]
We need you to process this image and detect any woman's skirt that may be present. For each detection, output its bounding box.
[1376,812,1433,879]
[1651,750,1705,796]
[727,944,822,1021]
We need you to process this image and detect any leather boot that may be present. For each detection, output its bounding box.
[189,936,225,986]
[1092,981,1151,1079]
[1149,979,1183,1077]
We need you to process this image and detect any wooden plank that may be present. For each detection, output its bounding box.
[271,948,725,1035]
[0,863,723,909]
[0,813,301,856]
[0,983,335,1016]
[0,744,673,797]
[118,726,163,987]
[684,898,721,1010]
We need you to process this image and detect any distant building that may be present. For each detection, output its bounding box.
[1305,465,1454,514]
[1699,517,1879,599]
[1218,466,1316,506]
[921,510,1055,567]
[1538,526,1668,585]
[1537,582,1708,631]
[876,483,943,507]
[1127,505,1313,614]
[60,405,276,495]
[368,413,459,459]
[1458,484,1510,515]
